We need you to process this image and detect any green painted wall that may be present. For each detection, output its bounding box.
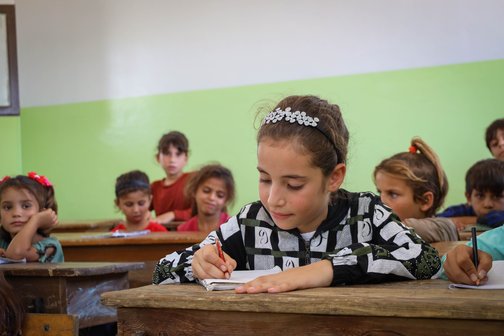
[19,59,504,220]
[0,116,22,176]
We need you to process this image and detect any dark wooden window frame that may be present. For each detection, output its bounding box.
[0,5,19,116]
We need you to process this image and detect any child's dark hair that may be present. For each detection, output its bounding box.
[485,118,504,151]
[115,170,151,198]
[373,137,448,217]
[0,173,57,241]
[0,272,25,336]
[157,131,189,155]
[185,164,236,216]
[465,159,504,196]
[257,95,349,178]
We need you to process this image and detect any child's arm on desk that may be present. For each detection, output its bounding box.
[443,245,492,285]
[450,216,477,231]
[192,244,236,280]
[235,260,333,294]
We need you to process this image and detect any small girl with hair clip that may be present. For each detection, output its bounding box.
[112,170,167,233]
[373,137,458,243]
[177,164,236,234]
[153,95,440,293]
[0,172,64,262]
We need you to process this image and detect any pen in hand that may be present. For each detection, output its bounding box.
[215,237,229,278]
[471,227,479,285]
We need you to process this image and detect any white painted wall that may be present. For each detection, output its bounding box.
[14,0,504,107]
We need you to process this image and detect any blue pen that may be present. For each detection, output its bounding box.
[471,227,479,269]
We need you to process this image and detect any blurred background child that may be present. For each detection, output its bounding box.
[437,159,504,230]
[177,164,236,234]
[112,170,167,233]
[151,131,193,224]
[374,137,458,242]
[0,172,63,262]
[485,118,504,161]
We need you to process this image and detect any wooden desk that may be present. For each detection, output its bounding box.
[2,262,143,329]
[52,219,121,233]
[431,240,467,256]
[54,231,206,287]
[102,280,504,336]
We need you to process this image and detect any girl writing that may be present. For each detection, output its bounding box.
[112,170,167,233]
[153,95,440,293]
[0,172,63,262]
[373,137,458,242]
[177,164,236,234]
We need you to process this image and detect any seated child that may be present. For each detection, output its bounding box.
[177,164,236,234]
[151,131,193,224]
[373,137,457,243]
[153,95,440,293]
[486,118,504,161]
[442,225,503,285]
[0,271,25,336]
[112,170,167,233]
[0,172,64,262]
[437,159,504,230]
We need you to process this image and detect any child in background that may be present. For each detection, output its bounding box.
[151,131,193,224]
[177,164,236,234]
[373,137,458,243]
[437,159,504,230]
[0,271,25,336]
[112,170,167,233]
[0,172,63,262]
[442,225,503,285]
[485,118,504,161]
[153,95,440,293]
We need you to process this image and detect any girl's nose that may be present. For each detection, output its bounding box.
[268,184,285,207]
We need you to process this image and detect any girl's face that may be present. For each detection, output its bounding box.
[194,177,228,216]
[374,171,426,221]
[0,187,40,236]
[116,190,152,225]
[257,138,343,233]
[157,145,188,178]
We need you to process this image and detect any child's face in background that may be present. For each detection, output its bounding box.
[257,139,337,233]
[194,177,228,216]
[116,190,152,225]
[489,129,504,161]
[374,172,427,221]
[157,145,188,178]
[0,187,40,236]
[466,189,504,217]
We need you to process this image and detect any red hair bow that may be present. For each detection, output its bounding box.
[0,176,10,184]
[408,145,417,154]
[27,171,52,187]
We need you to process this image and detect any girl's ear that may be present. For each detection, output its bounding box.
[155,153,161,163]
[327,163,346,192]
[419,191,434,212]
[465,192,472,205]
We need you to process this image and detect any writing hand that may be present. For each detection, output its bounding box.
[444,245,492,285]
[192,244,236,280]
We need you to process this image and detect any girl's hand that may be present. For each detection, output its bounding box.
[444,245,492,285]
[235,260,333,294]
[192,244,236,280]
[31,209,58,230]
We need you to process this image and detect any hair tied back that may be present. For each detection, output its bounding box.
[27,172,52,187]
[408,145,417,154]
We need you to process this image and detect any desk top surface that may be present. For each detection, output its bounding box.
[0,261,144,276]
[102,279,504,321]
[54,231,207,246]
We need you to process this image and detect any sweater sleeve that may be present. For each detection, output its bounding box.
[324,200,441,285]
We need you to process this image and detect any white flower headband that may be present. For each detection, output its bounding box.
[262,107,341,162]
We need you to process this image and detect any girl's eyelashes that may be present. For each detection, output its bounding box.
[287,184,304,191]
[259,178,271,184]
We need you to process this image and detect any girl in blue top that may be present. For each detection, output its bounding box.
[153,95,440,293]
[0,172,64,262]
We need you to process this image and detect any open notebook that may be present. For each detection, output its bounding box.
[0,256,27,264]
[449,260,504,290]
[82,229,151,239]
[199,266,282,291]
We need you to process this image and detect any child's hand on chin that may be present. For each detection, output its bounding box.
[31,209,58,230]
[192,244,236,280]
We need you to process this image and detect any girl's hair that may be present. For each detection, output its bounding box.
[0,173,57,243]
[115,170,151,198]
[373,137,448,217]
[257,95,349,177]
[465,159,504,196]
[0,272,25,336]
[157,131,189,155]
[185,164,236,216]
